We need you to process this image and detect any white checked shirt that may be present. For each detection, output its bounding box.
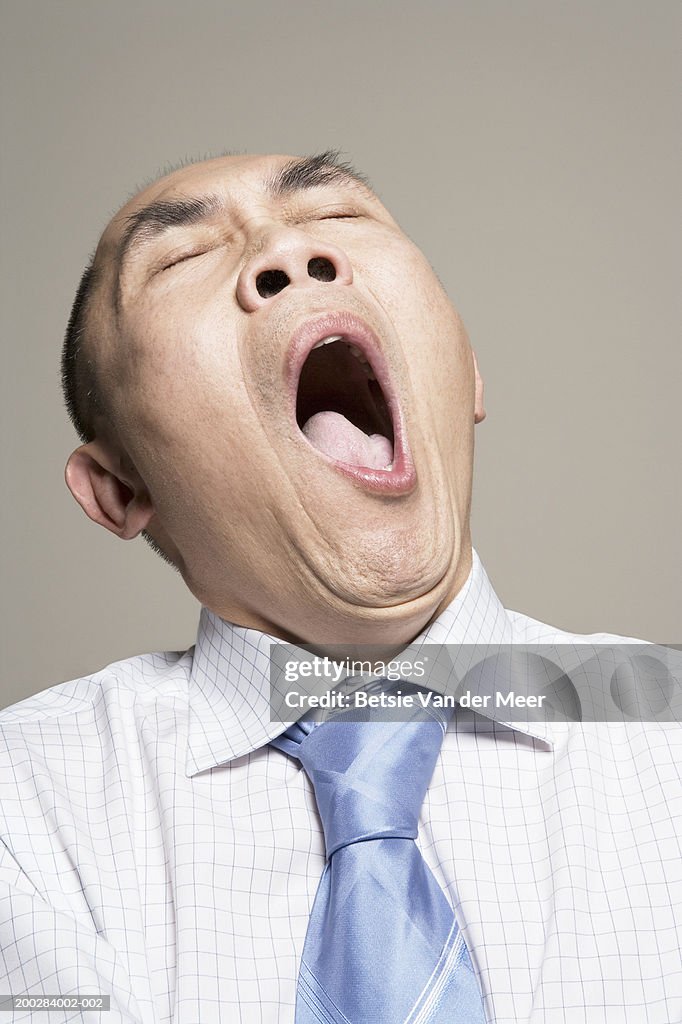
[1,549,680,1023]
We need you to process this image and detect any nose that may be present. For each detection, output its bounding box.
[236,228,354,312]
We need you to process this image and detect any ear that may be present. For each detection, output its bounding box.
[64,440,155,540]
[472,349,486,424]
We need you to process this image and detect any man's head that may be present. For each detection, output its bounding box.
[62,151,485,648]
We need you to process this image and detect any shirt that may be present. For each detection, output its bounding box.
[0,549,680,1024]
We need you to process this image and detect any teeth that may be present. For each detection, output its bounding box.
[312,334,343,349]
[382,463,394,471]
[349,344,369,364]
[311,335,373,371]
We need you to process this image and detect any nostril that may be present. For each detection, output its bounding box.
[307,257,336,283]
[256,269,290,299]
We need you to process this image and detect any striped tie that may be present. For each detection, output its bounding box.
[271,705,487,1023]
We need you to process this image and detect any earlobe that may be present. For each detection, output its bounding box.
[65,442,155,540]
[472,349,486,424]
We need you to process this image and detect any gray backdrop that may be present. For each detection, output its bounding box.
[1,1,680,710]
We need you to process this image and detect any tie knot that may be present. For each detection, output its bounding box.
[276,717,447,858]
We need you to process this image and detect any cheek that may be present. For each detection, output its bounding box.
[373,244,475,480]
[113,301,254,469]
[366,242,473,409]
[366,238,466,347]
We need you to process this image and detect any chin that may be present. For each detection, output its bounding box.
[322,521,457,611]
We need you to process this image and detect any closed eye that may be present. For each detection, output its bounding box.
[160,250,209,272]
[303,205,363,222]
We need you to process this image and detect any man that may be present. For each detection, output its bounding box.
[0,152,679,1023]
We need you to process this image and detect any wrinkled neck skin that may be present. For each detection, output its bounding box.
[302,543,473,669]
[189,529,473,673]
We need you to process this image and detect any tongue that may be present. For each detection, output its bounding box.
[302,411,393,469]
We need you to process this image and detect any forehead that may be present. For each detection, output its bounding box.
[99,153,299,253]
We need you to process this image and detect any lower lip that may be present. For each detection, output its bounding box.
[299,425,417,496]
[327,451,418,495]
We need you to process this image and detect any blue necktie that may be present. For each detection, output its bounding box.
[271,704,487,1023]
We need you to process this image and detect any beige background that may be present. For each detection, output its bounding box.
[1,1,679,710]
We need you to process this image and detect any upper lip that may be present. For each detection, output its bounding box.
[286,310,416,493]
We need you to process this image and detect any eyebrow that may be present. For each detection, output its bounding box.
[114,151,373,302]
[268,151,372,198]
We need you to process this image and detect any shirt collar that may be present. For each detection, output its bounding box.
[185,548,554,776]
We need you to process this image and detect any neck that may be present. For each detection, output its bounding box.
[197,544,474,664]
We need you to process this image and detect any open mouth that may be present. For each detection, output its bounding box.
[296,335,395,471]
[288,314,417,495]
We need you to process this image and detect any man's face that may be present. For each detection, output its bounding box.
[90,154,479,645]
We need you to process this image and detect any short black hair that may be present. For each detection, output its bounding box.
[61,259,101,444]
[61,259,176,567]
